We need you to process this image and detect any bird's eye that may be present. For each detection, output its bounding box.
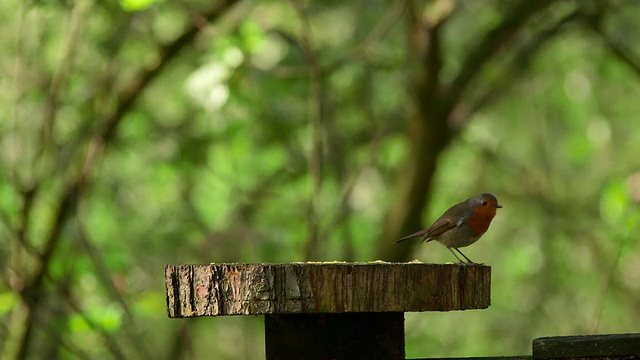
[481,201,487,206]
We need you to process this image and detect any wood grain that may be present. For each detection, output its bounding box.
[165,262,490,317]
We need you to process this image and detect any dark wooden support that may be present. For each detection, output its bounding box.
[533,333,640,359]
[265,312,404,359]
[422,357,532,360]
[164,262,491,359]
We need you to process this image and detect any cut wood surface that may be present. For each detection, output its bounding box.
[165,262,490,317]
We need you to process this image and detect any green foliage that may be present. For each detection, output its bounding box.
[1,0,640,359]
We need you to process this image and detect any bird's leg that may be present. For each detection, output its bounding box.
[446,247,466,264]
[454,248,481,265]
[454,248,473,263]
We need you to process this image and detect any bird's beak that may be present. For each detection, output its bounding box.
[496,204,503,208]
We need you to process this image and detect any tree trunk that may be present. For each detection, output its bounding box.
[377,5,453,261]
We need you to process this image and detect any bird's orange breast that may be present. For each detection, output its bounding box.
[466,207,496,236]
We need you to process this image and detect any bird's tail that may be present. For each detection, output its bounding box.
[394,229,428,243]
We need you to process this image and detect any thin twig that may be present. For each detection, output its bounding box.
[288,0,325,260]
[445,0,557,112]
[324,0,408,74]
[462,9,582,120]
[319,119,391,257]
[40,0,87,159]
[589,17,640,77]
[271,0,407,79]
[75,217,150,358]
[65,287,128,360]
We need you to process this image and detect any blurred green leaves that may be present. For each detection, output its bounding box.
[3,0,640,359]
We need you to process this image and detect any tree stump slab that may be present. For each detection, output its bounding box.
[164,262,490,318]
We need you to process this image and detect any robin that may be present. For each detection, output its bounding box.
[395,193,502,265]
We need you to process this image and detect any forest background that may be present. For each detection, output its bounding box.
[1,0,640,359]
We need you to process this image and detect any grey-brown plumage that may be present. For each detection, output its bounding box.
[395,193,502,264]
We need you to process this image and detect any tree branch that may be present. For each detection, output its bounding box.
[17,1,240,357]
[376,0,452,261]
[589,14,640,77]
[288,0,326,260]
[324,0,408,75]
[464,8,583,118]
[445,0,557,112]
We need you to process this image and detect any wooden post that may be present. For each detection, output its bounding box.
[265,312,405,359]
[165,262,491,359]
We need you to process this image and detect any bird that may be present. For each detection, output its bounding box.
[395,193,502,265]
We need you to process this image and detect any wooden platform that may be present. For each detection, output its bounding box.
[165,262,491,317]
[164,262,640,359]
[165,262,491,359]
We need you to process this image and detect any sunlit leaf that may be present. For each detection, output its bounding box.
[134,291,166,315]
[0,292,18,316]
[600,180,629,225]
[68,306,123,334]
[120,0,157,12]
[240,21,266,54]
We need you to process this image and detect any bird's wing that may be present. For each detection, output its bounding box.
[423,217,456,238]
[395,201,469,243]
[395,219,456,244]
[424,202,469,238]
